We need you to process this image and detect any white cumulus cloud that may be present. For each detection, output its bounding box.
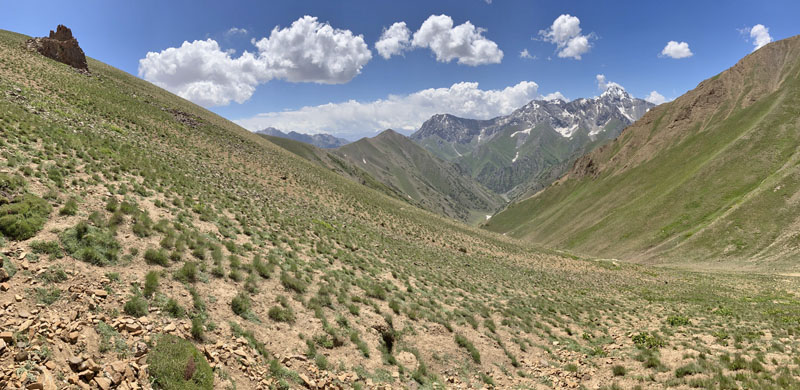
[138,16,372,106]
[542,91,567,102]
[747,24,773,51]
[375,22,412,59]
[645,90,666,105]
[225,27,248,36]
[660,41,693,59]
[138,40,265,107]
[234,81,542,137]
[252,16,372,84]
[539,14,594,60]
[411,14,503,66]
[519,49,535,59]
[596,74,623,91]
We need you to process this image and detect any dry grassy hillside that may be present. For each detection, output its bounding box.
[2,28,800,390]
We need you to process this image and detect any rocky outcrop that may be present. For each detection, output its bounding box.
[26,25,88,72]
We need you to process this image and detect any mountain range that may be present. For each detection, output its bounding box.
[256,127,350,148]
[412,86,653,199]
[487,35,800,270]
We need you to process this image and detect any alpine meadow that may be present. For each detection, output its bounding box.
[2,2,800,390]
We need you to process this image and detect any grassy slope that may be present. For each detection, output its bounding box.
[486,36,800,271]
[257,133,409,203]
[2,29,800,390]
[334,130,503,223]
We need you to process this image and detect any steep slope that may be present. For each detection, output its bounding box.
[335,130,503,223]
[4,27,800,390]
[412,89,652,198]
[256,127,350,148]
[256,133,407,202]
[487,35,800,270]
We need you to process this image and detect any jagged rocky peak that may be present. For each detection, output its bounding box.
[412,113,487,143]
[25,25,89,72]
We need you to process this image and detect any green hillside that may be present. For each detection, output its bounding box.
[257,133,408,202]
[335,130,503,223]
[3,27,800,390]
[487,35,800,271]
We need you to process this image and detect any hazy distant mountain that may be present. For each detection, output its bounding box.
[334,130,503,223]
[257,127,349,148]
[412,87,653,199]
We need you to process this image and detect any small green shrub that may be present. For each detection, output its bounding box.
[175,262,197,283]
[30,240,62,258]
[252,255,272,279]
[148,334,213,390]
[97,321,128,357]
[632,332,666,349]
[612,365,626,376]
[35,286,61,305]
[165,298,185,318]
[675,363,702,378]
[145,248,169,267]
[666,315,691,327]
[268,306,295,323]
[144,271,160,298]
[455,334,480,364]
[60,221,120,266]
[124,295,149,317]
[59,197,78,216]
[191,316,204,341]
[280,272,307,294]
[231,292,251,317]
[39,265,68,283]
[0,193,52,240]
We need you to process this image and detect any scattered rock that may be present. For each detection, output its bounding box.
[14,350,28,362]
[298,373,316,388]
[94,376,112,390]
[26,382,44,390]
[0,268,9,281]
[0,282,9,291]
[163,323,176,332]
[25,25,89,72]
[68,356,84,370]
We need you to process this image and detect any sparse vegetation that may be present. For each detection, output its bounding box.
[148,334,213,390]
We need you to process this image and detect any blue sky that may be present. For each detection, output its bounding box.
[3,0,798,139]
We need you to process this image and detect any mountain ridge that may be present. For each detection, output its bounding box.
[334,129,503,223]
[412,88,653,198]
[486,34,800,270]
[256,127,350,148]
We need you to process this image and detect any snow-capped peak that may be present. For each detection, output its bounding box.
[600,85,629,100]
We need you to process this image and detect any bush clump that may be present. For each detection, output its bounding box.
[231,292,251,317]
[148,334,213,390]
[60,221,120,266]
[0,193,52,240]
[268,306,295,323]
[666,315,691,327]
[175,262,198,283]
[632,332,666,350]
[144,271,160,298]
[145,248,169,267]
[59,197,78,216]
[455,334,481,364]
[124,295,149,317]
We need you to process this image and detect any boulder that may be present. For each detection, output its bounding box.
[25,25,89,72]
